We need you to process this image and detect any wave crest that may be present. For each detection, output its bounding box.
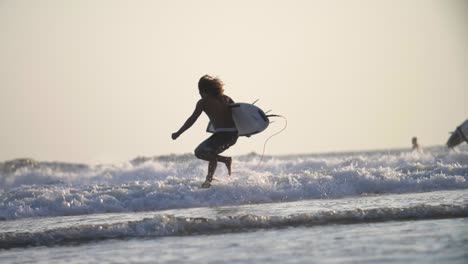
[1,203,466,249]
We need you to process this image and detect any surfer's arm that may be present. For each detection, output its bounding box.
[172,100,203,140]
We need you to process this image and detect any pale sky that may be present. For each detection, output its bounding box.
[1,0,467,163]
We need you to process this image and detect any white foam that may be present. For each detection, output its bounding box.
[0,146,467,220]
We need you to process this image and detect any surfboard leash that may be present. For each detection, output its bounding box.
[253,114,288,170]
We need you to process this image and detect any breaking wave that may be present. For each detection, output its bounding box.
[1,203,466,249]
[1,146,467,220]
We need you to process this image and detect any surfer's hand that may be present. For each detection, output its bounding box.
[171,132,180,140]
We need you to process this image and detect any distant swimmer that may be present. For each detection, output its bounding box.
[172,75,238,188]
[446,119,468,149]
[412,137,420,152]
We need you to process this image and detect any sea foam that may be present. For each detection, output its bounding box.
[0,146,467,220]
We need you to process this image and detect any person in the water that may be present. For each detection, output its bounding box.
[172,75,238,188]
[412,137,420,152]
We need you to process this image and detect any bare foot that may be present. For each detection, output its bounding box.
[201,181,211,188]
[224,157,232,176]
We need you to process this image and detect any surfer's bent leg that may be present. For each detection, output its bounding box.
[216,156,232,176]
[194,132,239,183]
[195,136,217,184]
[194,139,216,161]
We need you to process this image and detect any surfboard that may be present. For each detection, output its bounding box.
[447,119,468,148]
[206,103,270,137]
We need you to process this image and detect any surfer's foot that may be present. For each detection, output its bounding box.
[201,180,211,188]
[223,157,232,176]
[201,175,213,188]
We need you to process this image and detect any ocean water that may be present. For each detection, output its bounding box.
[1,145,467,263]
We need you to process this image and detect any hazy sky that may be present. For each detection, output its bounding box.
[1,0,467,163]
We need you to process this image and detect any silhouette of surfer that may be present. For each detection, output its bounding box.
[446,119,468,149]
[172,75,238,188]
[412,137,420,152]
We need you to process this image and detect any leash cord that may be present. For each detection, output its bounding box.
[254,115,288,170]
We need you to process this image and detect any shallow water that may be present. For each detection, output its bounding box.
[0,145,467,262]
[1,215,467,263]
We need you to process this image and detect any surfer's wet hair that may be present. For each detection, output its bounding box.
[198,75,224,96]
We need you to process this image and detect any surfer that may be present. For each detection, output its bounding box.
[411,137,420,152]
[446,119,468,149]
[172,75,238,188]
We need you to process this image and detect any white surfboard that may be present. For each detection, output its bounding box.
[206,103,270,137]
[447,119,468,148]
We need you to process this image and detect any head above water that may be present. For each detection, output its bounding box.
[198,75,224,97]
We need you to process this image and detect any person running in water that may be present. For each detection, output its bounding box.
[172,75,238,188]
